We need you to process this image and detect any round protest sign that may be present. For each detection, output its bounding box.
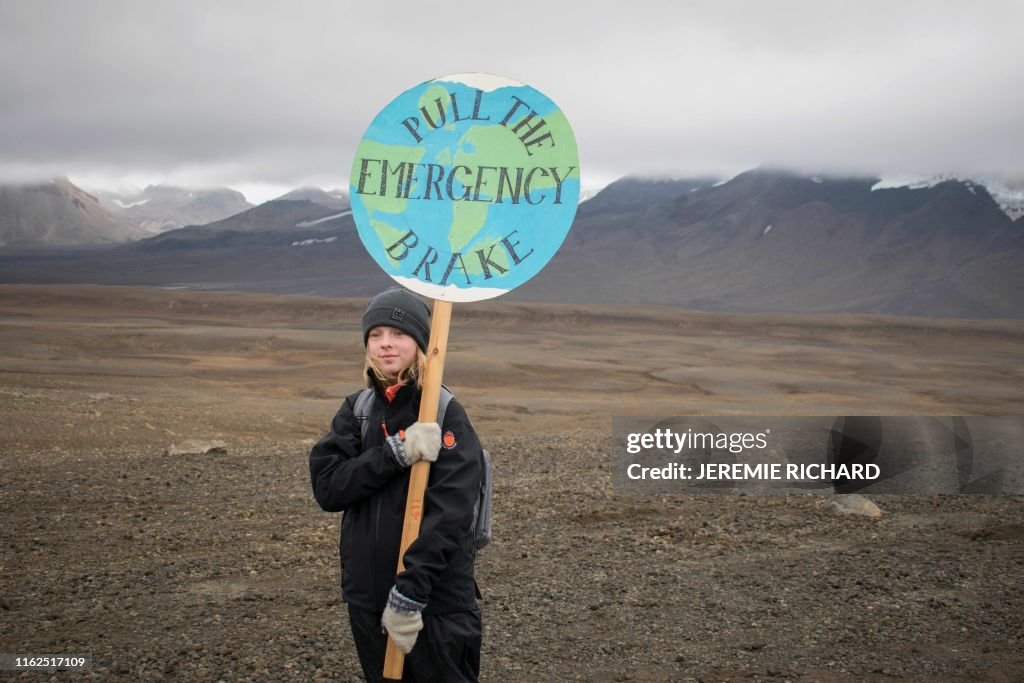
[350,73,579,301]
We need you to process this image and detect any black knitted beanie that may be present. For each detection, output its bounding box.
[361,286,431,351]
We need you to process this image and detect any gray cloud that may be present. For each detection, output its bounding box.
[1,0,1022,200]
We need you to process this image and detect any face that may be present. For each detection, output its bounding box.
[367,326,418,382]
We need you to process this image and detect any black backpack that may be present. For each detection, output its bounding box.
[353,386,492,550]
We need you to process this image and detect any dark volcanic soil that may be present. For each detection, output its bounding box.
[1,285,1022,681]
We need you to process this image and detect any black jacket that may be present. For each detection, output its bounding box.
[309,379,482,614]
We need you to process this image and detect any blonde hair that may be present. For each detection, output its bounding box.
[364,347,428,389]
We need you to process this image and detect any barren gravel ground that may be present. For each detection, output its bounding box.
[1,285,1022,682]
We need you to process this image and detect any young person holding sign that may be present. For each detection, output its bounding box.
[309,287,484,682]
[315,72,577,680]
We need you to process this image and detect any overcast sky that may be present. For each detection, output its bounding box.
[1,1,1021,203]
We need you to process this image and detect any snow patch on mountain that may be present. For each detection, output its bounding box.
[295,211,351,228]
[871,175,1024,219]
[114,198,151,209]
[870,176,947,191]
[976,177,1024,220]
[291,236,338,247]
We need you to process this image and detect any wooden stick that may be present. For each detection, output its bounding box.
[383,298,452,681]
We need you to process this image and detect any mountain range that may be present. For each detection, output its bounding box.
[94,185,253,235]
[516,169,1022,318]
[272,187,349,210]
[0,170,1020,318]
[0,178,143,247]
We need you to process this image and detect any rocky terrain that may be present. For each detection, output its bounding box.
[1,285,1021,681]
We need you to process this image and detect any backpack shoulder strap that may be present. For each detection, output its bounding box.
[437,384,455,427]
[438,384,479,430]
[352,388,376,443]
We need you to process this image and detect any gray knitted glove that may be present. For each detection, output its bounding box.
[404,421,442,464]
[381,586,426,654]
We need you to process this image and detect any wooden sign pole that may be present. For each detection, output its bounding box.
[383,298,452,680]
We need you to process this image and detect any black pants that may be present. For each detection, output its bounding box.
[347,604,482,682]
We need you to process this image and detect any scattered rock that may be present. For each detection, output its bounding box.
[823,494,883,518]
[164,440,228,456]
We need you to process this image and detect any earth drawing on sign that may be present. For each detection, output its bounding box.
[350,73,580,302]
